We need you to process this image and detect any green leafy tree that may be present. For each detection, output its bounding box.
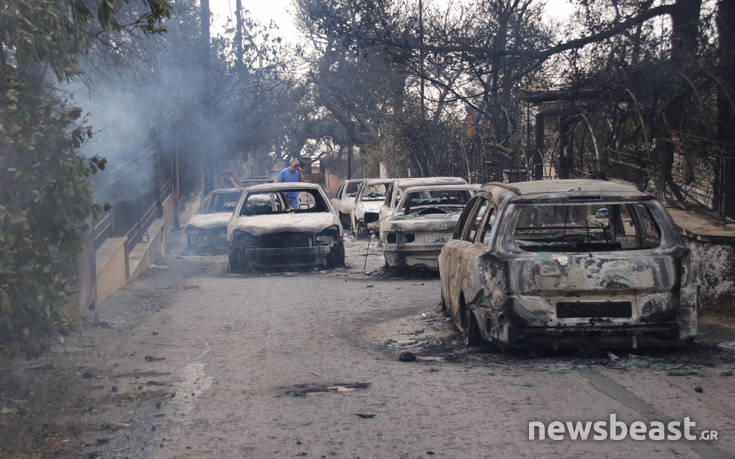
[0,0,170,354]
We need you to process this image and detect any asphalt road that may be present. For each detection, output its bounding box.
[2,236,735,458]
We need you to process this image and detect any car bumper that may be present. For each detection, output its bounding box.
[234,246,331,268]
[187,232,227,250]
[383,243,442,269]
[475,294,696,348]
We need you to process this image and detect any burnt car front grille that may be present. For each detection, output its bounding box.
[256,232,313,248]
[556,301,632,319]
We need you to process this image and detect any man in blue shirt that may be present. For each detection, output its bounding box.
[276,158,304,209]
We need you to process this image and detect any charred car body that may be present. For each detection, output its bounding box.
[378,177,467,245]
[439,179,696,349]
[185,188,244,250]
[383,184,480,269]
[227,183,344,271]
[330,178,366,230]
[352,179,395,238]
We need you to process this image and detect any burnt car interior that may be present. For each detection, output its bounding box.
[512,201,662,252]
[200,192,242,214]
[399,190,472,217]
[241,190,328,216]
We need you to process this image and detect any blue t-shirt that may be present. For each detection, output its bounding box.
[277,167,301,208]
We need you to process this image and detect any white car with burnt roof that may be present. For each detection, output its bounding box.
[439,179,696,349]
[227,182,345,271]
[185,188,244,250]
[378,177,467,244]
[382,184,480,269]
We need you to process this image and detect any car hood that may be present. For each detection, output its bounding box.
[187,213,231,230]
[356,201,382,213]
[229,212,339,236]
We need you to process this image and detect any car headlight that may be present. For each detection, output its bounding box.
[316,226,340,246]
[233,230,255,246]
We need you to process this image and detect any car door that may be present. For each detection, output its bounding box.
[378,182,395,243]
[441,195,484,316]
[331,183,344,212]
[452,195,493,317]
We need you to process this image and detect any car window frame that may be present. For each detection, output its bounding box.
[453,195,482,240]
[475,199,498,244]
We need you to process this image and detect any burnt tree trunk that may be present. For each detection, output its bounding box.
[660,0,701,200]
[716,0,735,218]
[558,116,573,179]
[533,112,545,180]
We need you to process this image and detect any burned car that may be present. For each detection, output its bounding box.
[383,184,480,269]
[185,188,244,249]
[438,179,696,349]
[378,177,467,244]
[227,183,344,271]
[330,178,367,230]
[352,178,395,237]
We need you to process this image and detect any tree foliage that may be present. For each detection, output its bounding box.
[0,0,170,353]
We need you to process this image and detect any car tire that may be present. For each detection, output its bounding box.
[339,213,351,230]
[356,222,367,238]
[461,297,482,346]
[327,242,345,268]
[229,249,248,272]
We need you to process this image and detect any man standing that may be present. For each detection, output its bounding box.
[276,158,304,209]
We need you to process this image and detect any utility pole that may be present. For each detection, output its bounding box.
[419,0,425,122]
[235,0,244,68]
[201,0,214,193]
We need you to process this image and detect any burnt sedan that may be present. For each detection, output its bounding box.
[382,184,480,269]
[227,183,344,271]
[185,188,244,250]
[439,179,696,349]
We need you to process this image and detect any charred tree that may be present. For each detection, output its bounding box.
[716,0,735,218]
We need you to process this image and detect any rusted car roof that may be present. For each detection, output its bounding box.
[400,184,481,193]
[362,178,397,185]
[394,177,467,188]
[246,182,324,192]
[210,188,244,194]
[482,179,647,197]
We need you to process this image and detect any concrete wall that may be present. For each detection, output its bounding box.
[95,237,128,308]
[128,219,166,282]
[686,238,735,312]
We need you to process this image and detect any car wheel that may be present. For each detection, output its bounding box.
[356,222,367,238]
[327,242,345,268]
[229,249,248,272]
[339,213,351,230]
[461,297,482,346]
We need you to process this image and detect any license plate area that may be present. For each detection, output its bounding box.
[556,301,632,319]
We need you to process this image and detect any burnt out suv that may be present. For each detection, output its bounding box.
[438,179,696,349]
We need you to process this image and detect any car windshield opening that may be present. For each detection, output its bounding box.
[241,189,328,216]
[201,191,242,213]
[512,202,662,252]
[361,183,388,201]
[395,189,473,219]
[345,181,361,197]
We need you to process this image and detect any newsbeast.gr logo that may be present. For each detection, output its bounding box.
[529,414,719,441]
